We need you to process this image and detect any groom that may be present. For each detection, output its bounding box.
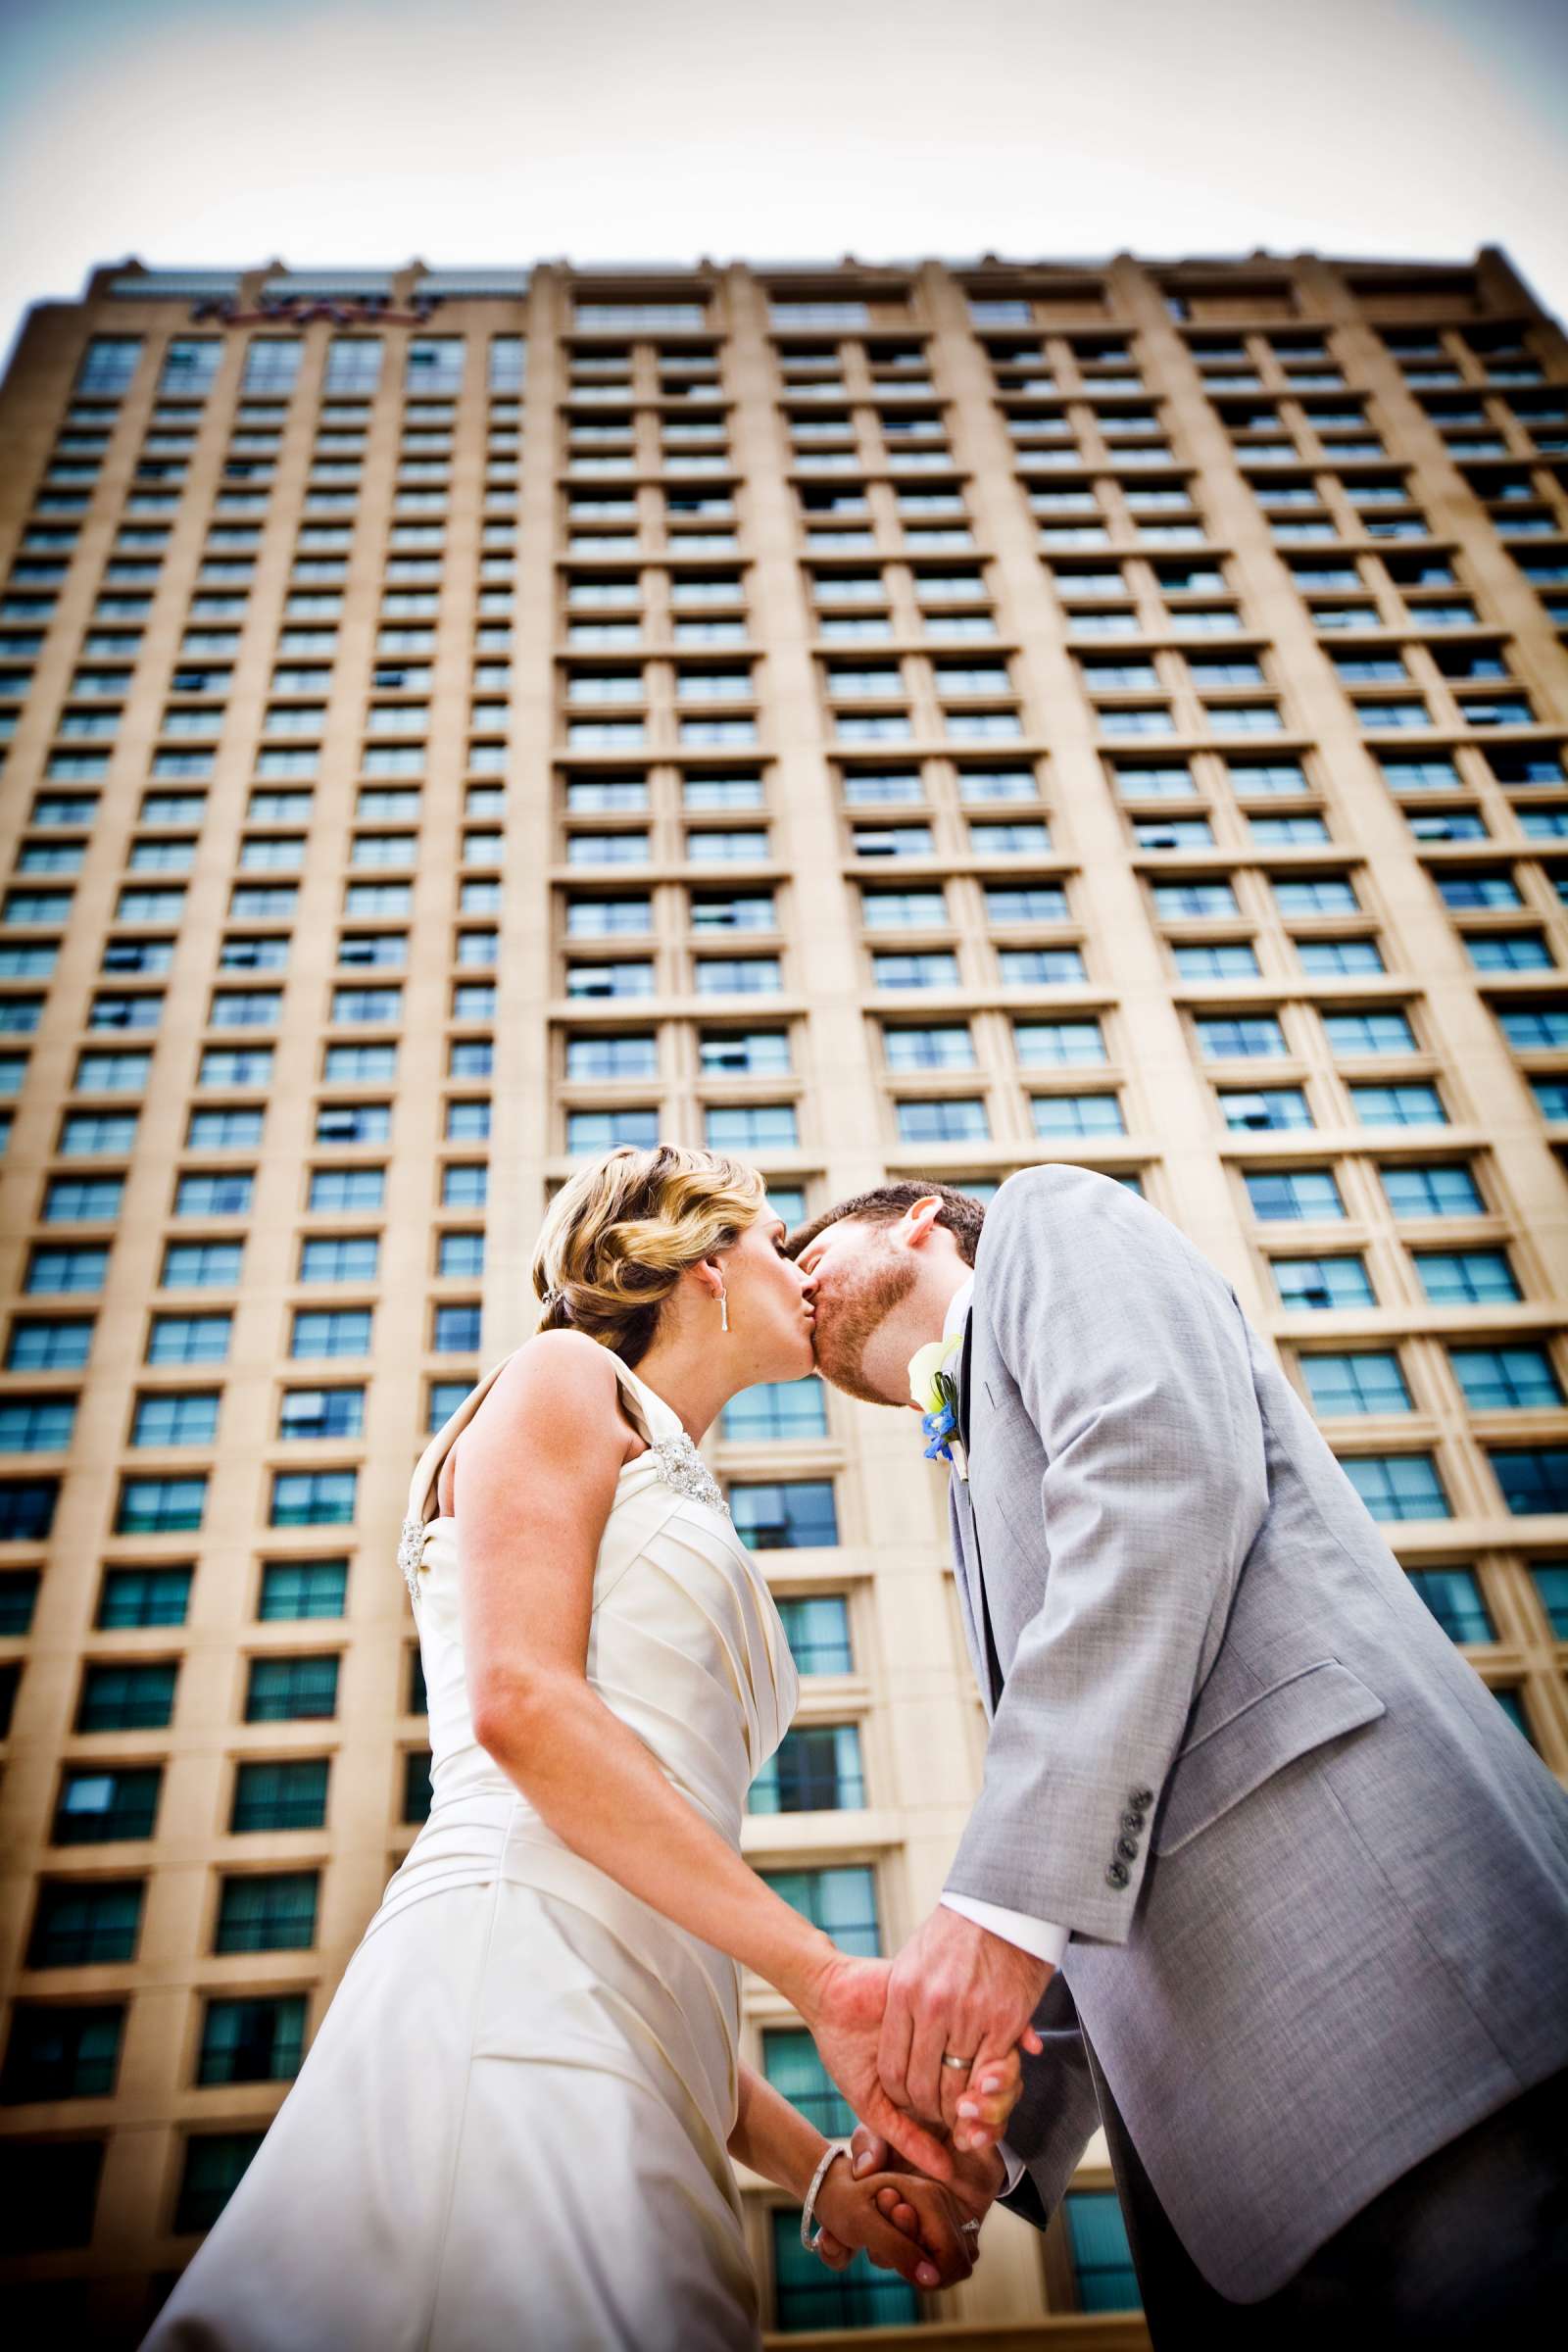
[789,1168,1568,2339]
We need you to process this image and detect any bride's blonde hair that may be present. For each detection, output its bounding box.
[531,1144,767,1365]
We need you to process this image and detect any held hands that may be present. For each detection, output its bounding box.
[879,1907,1049,2147]
[813,2129,1007,2284]
[809,2154,979,2292]
[795,1920,1040,2180]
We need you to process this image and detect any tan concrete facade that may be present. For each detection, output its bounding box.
[0,247,1565,2345]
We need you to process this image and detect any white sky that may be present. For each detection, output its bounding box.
[1,0,1565,373]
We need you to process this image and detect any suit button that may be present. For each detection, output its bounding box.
[1116,1836,1140,1863]
[1130,1788,1154,1811]
[1121,1810,1145,1833]
[1105,1860,1130,1889]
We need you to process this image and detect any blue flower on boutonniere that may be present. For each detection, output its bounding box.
[921,1374,959,1464]
[908,1336,968,1476]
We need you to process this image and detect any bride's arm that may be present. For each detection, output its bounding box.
[726,2065,969,2291]
[453,1332,950,2173]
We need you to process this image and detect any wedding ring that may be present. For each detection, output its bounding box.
[961,2218,982,2235]
[940,2052,975,2072]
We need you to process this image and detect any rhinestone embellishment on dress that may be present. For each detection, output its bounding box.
[648,1434,729,1517]
[398,1516,427,1605]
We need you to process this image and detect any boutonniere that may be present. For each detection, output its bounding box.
[908,1335,969,1480]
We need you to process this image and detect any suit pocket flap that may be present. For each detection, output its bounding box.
[1153,1658,1385,1858]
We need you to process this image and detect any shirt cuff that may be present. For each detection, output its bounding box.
[940,1891,1070,1970]
[999,2141,1027,2194]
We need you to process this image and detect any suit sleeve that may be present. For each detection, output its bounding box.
[945,1166,1269,1942]
[998,1973,1100,2232]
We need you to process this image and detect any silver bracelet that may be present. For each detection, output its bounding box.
[800,2138,853,2253]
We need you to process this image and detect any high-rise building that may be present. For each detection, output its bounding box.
[1,245,1565,2345]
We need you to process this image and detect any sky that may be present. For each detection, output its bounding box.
[0,0,1565,372]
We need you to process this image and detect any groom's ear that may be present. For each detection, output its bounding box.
[900,1196,946,1248]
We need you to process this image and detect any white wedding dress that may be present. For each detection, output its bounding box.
[146,1351,800,2352]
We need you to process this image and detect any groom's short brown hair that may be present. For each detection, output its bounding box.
[783,1180,987,1268]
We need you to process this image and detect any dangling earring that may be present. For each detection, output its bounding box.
[718,1288,729,1334]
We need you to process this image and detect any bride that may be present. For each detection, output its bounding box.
[146,1145,1021,2350]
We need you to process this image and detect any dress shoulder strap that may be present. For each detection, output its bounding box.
[607,1353,659,1446]
[404,1349,519,1528]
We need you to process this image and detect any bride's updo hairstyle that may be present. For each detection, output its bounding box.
[531,1143,767,1366]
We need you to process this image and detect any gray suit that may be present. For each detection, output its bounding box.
[943,1164,1568,2305]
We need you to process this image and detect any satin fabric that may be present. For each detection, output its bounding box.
[146,1354,799,2351]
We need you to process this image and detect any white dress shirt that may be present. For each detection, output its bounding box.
[933,1275,1068,2193]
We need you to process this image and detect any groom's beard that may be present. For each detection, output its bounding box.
[809,1250,919,1403]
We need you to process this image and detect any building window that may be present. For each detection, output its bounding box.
[1407,1568,1494,1644]
[1379,1162,1482,1218]
[96,1565,192,1628]
[750,1724,864,1813]
[774,1594,854,1676]
[0,1569,40,1633]
[760,1864,878,1954]
[730,1481,838,1550]
[1271,1255,1375,1309]
[721,1382,827,1442]
[897,1097,988,1144]
[0,1478,59,1539]
[1032,1093,1123,1137]
[1528,1564,1568,1637]
[1448,1346,1562,1411]
[401,1747,434,1824]
[214,1871,318,1954]
[269,1470,356,1528]
[1349,1083,1446,1128]
[160,1241,243,1289]
[1246,1169,1343,1221]
[1219,1086,1313,1133]
[244,1655,339,1722]
[230,1758,328,1832]
[1065,2188,1142,2313]
[130,1391,220,1447]
[1341,1452,1449,1521]
[6,1319,94,1370]
[761,2027,856,2136]
[173,2133,265,2235]
[1013,1018,1106,1066]
[278,1385,366,1442]
[0,1396,76,1451]
[28,1880,143,1967]
[75,1660,176,1732]
[704,1102,800,1151]
[196,1994,307,2085]
[432,1302,482,1352]
[115,1474,206,1534]
[1300,1350,1410,1416]
[1,2004,123,2103]
[53,1766,161,1844]
[1197,1016,1288,1059]
[1489,1448,1568,1515]
[26,1245,110,1295]
[258,1558,348,1620]
[1323,1009,1415,1056]
[1413,1249,1519,1304]
[290,1309,371,1358]
[871,952,960,988]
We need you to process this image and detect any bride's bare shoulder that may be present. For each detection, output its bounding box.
[455,1334,636,1479]
[489,1330,622,1411]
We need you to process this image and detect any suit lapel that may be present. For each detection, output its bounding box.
[956,1307,1005,1714]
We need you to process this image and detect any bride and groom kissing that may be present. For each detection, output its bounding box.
[150,1145,1568,2350]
